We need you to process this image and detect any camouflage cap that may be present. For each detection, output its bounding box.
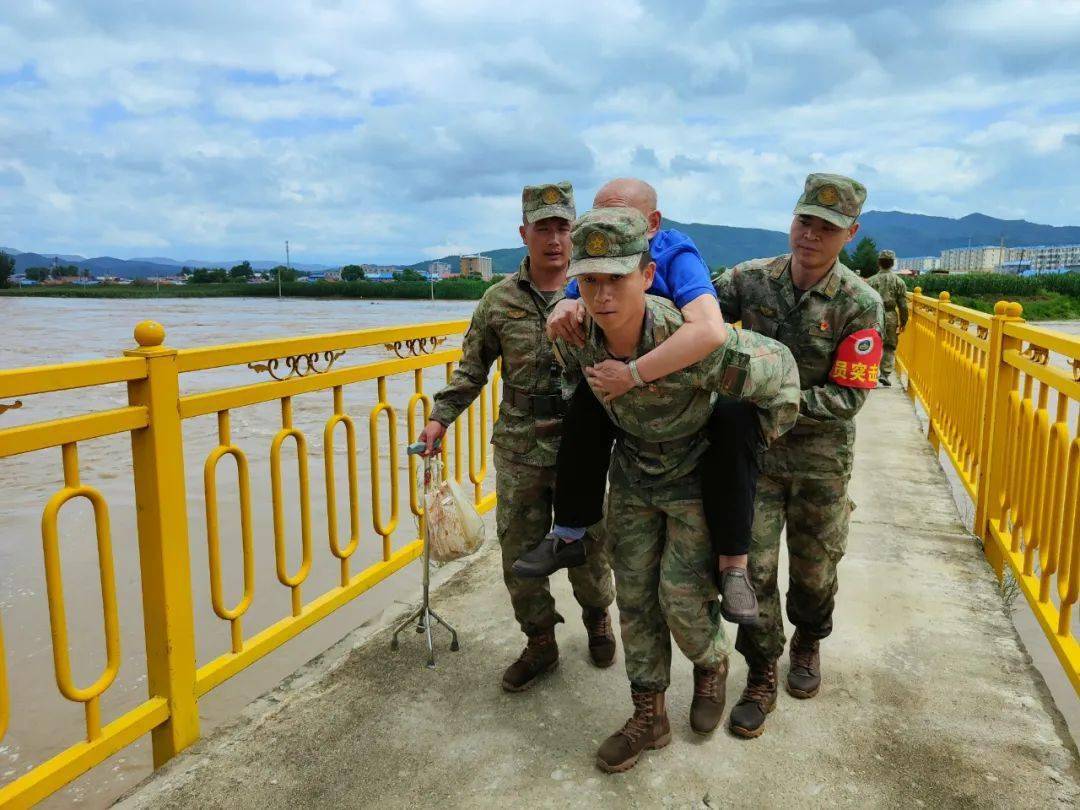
[793,173,867,228]
[878,249,896,268]
[522,181,576,224]
[567,207,650,278]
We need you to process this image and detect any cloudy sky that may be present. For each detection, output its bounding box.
[1,0,1079,264]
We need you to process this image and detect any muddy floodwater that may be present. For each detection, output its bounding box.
[0,296,480,807]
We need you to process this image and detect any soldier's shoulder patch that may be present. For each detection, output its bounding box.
[719,349,750,397]
[829,328,882,389]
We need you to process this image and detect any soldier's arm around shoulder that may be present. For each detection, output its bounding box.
[800,297,885,422]
[695,329,800,445]
[430,292,501,426]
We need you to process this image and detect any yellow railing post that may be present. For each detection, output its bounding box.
[900,289,917,400]
[973,301,1025,575]
[124,321,200,766]
[925,291,949,450]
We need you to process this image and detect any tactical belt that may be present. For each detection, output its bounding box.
[502,384,566,419]
[620,431,701,457]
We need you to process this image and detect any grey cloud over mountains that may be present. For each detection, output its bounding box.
[0,0,1078,263]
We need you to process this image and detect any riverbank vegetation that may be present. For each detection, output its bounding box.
[0,276,496,300]
[904,272,1080,320]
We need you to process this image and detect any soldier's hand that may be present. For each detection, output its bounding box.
[546,298,586,347]
[585,361,637,403]
[418,420,447,457]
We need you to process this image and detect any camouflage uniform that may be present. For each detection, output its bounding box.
[715,175,885,668]
[430,183,614,636]
[866,249,909,382]
[559,208,801,690]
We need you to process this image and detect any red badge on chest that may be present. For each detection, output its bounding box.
[829,328,883,389]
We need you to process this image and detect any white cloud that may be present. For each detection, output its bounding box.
[0,0,1077,263]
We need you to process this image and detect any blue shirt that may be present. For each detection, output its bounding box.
[565,228,715,308]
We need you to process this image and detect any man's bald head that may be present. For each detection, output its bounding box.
[593,178,662,238]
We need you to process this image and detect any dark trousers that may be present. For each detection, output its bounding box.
[553,379,761,557]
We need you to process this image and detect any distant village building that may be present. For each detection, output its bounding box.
[896,256,940,274]
[459,254,493,281]
[428,261,453,278]
[934,244,1080,274]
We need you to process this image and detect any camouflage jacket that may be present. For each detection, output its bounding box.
[430,258,565,467]
[557,295,800,487]
[867,270,909,328]
[715,254,884,478]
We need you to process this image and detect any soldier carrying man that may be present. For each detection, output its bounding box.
[866,248,909,386]
[556,207,800,772]
[419,182,617,692]
[714,174,885,738]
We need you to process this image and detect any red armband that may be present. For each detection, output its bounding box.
[828,328,882,389]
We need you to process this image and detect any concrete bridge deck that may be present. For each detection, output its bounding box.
[119,388,1079,809]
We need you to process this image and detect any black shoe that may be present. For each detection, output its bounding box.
[719,567,759,625]
[878,376,892,387]
[512,533,587,578]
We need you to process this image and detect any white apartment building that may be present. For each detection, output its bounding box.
[896,256,940,273]
[935,244,1080,274]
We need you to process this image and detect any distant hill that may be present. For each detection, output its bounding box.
[854,212,1080,258]
[7,211,1080,278]
[411,212,1080,273]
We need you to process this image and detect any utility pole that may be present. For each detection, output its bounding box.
[280,240,290,299]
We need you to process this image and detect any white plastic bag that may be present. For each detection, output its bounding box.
[424,474,486,563]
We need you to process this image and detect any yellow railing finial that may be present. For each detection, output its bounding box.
[134,320,166,348]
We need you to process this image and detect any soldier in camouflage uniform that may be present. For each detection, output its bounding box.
[421,182,617,693]
[714,174,885,738]
[866,249,909,386]
[557,207,800,772]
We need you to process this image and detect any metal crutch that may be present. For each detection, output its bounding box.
[391,440,460,668]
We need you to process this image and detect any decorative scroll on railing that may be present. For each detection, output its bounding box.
[248,350,345,380]
[897,290,1080,695]
[383,336,447,358]
[0,317,497,807]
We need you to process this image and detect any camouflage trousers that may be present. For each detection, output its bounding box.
[736,473,852,666]
[882,312,899,380]
[609,468,730,692]
[493,448,614,636]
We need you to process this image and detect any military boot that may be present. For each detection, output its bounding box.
[787,629,821,698]
[728,660,778,739]
[596,689,671,773]
[689,658,728,735]
[582,607,616,668]
[501,629,558,692]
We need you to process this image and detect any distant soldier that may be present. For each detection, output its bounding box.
[557,207,800,772]
[715,174,885,738]
[419,182,617,693]
[866,249,909,386]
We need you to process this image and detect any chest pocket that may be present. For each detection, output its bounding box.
[742,304,780,338]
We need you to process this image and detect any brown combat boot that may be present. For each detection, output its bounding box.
[689,658,729,735]
[583,608,616,668]
[596,689,671,773]
[501,629,558,692]
[728,660,778,739]
[787,629,821,699]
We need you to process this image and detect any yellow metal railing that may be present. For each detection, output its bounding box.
[0,319,500,808]
[897,289,1080,694]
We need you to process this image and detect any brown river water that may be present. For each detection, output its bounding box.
[0,296,480,807]
[1,298,1077,807]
